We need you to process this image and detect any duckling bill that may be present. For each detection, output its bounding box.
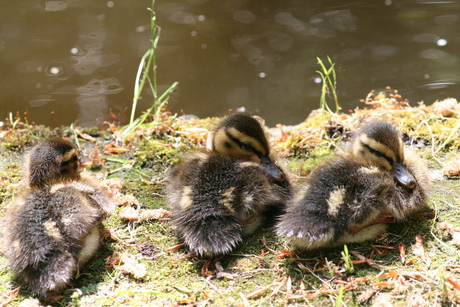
[166,114,291,257]
[277,121,431,250]
[2,138,114,296]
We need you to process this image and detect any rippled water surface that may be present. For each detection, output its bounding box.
[1,0,460,127]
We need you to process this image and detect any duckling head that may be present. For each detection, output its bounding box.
[352,121,416,189]
[25,138,80,188]
[212,113,284,180]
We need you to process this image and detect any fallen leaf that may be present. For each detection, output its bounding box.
[177,294,196,305]
[104,178,123,194]
[0,130,11,138]
[414,235,430,264]
[118,255,147,279]
[89,147,103,168]
[448,276,460,291]
[391,275,409,295]
[372,292,394,307]
[139,208,170,221]
[166,244,183,252]
[114,194,139,206]
[75,129,97,142]
[105,251,123,268]
[432,98,459,117]
[443,158,460,178]
[103,143,130,154]
[0,287,21,307]
[399,242,407,265]
[106,252,147,279]
[119,206,140,221]
[18,298,42,307]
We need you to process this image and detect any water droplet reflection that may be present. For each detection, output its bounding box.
[436,38,447,46]
[46,66,63,76]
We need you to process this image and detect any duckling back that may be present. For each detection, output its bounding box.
[277,121,431,250]
[2,139,114,296]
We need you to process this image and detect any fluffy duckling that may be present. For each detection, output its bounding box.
[166,113,291,257]
[277,121,431,250]
[3,138,114,296]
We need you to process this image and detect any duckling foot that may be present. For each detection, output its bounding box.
[201,258,215,278]
[348,214,395,235]
[44,290,64,302]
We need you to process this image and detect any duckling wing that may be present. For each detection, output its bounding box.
[167,154,245,256]
[277,159,390,249]
[78,173,115,215]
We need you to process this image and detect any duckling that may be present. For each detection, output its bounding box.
[166,113,291,257]
[276,121,431,250]
[2,138,114,296]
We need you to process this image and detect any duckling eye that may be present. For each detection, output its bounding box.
[372,149,384,158]
[61,155,78,166]
[241,143,252,152]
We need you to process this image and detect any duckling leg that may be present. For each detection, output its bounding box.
[348,214,395,235]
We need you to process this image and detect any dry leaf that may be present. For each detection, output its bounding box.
[105,178,123,194]
[166,244,183,252]
[372,292,394,307]
[75,129,97,142]
[115,194,139,206]
[448,276,460,291]
[139,208,170,221]
[89,147,103,168]
[119,206,140,221]
[391,275,409,295]
[117,254,147,279]
[443,159,460,178]
[105,251,123,268]
[0,130,11,138]
[0,287,21,307]
[177,294,196,305]
[439,222,460,245]
[399,242,407,264]
[18,298,42,307]
[406,290,429,307]
[432,98,459,117]
[106,252,146,279]
[103,143,130,154]
[414,235,430,264]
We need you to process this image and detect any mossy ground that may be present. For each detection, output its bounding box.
[1,98,460,306]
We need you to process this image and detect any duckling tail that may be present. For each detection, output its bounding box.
[175,213,244,257]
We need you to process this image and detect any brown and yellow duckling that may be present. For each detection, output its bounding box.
[166,113,291,257]
[276,121,431,250]
[2,138,114,296]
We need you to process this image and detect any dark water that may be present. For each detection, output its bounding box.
[1,0,460,127]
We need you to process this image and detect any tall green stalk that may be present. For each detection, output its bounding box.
[125,0,177,138]
[316,56,341,113]
[341,244,354,274]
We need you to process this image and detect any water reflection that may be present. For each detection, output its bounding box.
[0,1,460,127]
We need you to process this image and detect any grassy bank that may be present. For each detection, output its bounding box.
[1,95,460,306]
